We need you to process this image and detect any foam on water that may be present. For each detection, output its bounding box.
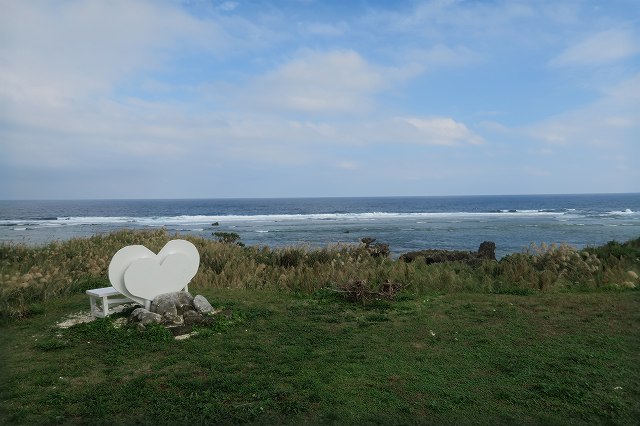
[0,209,580,228]
[1,195,638,257]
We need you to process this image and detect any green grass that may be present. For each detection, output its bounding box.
[1,289,639,424]
[1,232,639,423]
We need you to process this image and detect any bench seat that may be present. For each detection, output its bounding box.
[86,286,134,318]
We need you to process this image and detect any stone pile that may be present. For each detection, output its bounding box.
[129,291,220,335]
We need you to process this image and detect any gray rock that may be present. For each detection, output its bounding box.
[183,310,205,325]
[193,295,214,314]
[131,308,163,325]
[175,291,195,313]
[151,291,194,317]
[130,307,146,321]
[140,312,163,325]
[162,311,183,325]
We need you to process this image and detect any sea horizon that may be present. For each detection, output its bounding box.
[2,193,639,258]
[2,191,638,202]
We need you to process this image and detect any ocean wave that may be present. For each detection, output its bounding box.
[0,208,635,228]
[607,209,635,215]
[495,209,560,214]
[0,211,552,228]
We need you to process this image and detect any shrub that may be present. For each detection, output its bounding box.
[213,232,245,246]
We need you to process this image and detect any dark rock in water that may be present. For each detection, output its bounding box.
[212,222,219,226]
[399,241,497,264]
[193,294,214,314]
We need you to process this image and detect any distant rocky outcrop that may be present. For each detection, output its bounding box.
[399,241,496,264]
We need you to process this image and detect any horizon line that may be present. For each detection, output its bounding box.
[1,192,639,203]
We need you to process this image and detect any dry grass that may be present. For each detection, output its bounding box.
[1,229,638,319]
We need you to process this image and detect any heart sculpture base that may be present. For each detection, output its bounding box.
[128,291,230,338]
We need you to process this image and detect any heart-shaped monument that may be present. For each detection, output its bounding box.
[108,240,200,305]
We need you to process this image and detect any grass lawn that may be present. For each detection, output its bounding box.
[1,289,639,425]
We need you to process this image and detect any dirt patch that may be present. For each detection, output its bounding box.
[56,304,134,329]
[56,311,96,329]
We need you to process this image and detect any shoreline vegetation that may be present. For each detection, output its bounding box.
[1,229,639,320]
[1,229,639,424]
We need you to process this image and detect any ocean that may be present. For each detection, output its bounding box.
[1,194,639,258]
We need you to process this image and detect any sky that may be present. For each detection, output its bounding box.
[1,0,639,200]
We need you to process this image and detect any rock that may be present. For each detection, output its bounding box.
[627,270,638,280]
[130,308,163,325]
[193,295,214,314]
[162,311,183,325]
[151,291,194,317]
[129,291,221,333]
[399,249,474,264]
[477,241,496,261]
[130,307,146,321]
[399,241,497,265]
[183,310,205,325]
[153,297,177,317]
[175,332,198,341]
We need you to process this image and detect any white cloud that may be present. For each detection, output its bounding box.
[336,161,359,170]
[524,166,551,177]
[395,117,484,146]
[550,29,639,67]
[300,22,348,37]
[0,0,222,103]
[217,1,239,12]
[244,50,387,113]
[2,0,637,198]
[526,73,640,148]
[405,44,480,68]
[365,0,537,41]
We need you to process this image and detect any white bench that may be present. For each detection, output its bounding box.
[86,286,134,318]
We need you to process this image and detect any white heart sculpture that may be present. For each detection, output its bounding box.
[107,240,200,305]
[108,245,156,304]
[124,253,193,301]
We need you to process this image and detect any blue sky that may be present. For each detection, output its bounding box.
[1,0,639,199]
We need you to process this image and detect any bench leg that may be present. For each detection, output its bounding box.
[102,296,110,316]
[89,296,97,317]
